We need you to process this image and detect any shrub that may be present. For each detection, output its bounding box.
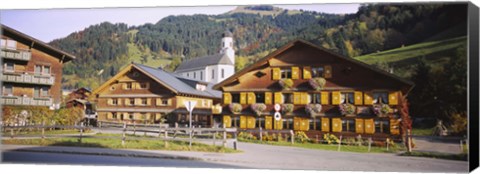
[229,103,242,113]
[309,77,326,91]
[339,103,356,115]
[450,112,467,136]
[295,131,310,143]
[250,103,267,116]
[323,133,340,144]
[237,132,257,141]
[305,104,322,117]
[342,138,357,146]
[279,78,294,90]
[281,104,294,114]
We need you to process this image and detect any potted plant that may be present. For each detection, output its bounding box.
[309,77,327,91]
[305,104,322,117]
[281,104,294,114]
[250,103,267,116]
[279,78,294,90]
[229,103,243,114]
[339,103,356,116]
[373,104,391,117]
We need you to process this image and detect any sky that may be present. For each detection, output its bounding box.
[0,3,360,42]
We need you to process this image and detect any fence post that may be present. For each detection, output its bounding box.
[259,127,263,142]
[368,138,372,152]
[290,130,294,144]
[122,122,126,146]
[78,123,83,143]
[133,122,136,135]
[223,125,227,148]
[99,121,102,128]
[316,134,319,143]
[386,138,389,151]
[41,121,45,139]
[338,135,342,151]
[10,128,14,139]
[213,131,216,146]
[158,124,162,137]
[466,139,469,151]
[164,127,169,148]
[234,131,238,150]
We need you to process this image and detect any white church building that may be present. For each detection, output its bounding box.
[174,31,235,84]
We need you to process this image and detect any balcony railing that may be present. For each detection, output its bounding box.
[1,48,31,61]
[2,71,55,85]
[1,95,53,106]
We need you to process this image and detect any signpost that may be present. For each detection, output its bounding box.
[184,100,197,148]
[274,104,282,121]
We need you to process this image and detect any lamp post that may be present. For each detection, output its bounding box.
[184,100,197,148]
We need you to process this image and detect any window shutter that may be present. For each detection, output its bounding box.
[265,116,273,130]
[293,92,301,105]
[272,68,281,80]
[223,115,232,128]
[118,98,122,105]
[291,66,300,79]
[364,92,373,105]
[123,113,129,120]
[321,92,329,105]
[107,98,112,105]
[324,65,332,78]
[355,119,364,134]
[240,116,247,129]
[389,91,399,105]
[321,117,330,132]
[135,98,141,106]
[223,93,232,104]
[156,98,161,106]
[390,119,400,135]
[167,99,172,106]
[301,92,308,105]
[146,113,151,120]
[332,118,342,132]
[331,91,341,105]
[125,98,130,105]
[354,91,363,105]
[274,118,283,130]
[146,98,151,106]
[304,118,310,131]
[122,83,127,90]
[247,116,256,129]
[265,92,272,104]
[364,119,375,134]
[240,92,247,104]
[274,92,283,104]
[247,92,256,104]
[293,117,299,131]
[107,112,113,119]
[303,66,312,79]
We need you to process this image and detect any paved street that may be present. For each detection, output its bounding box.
[1,143,468,172]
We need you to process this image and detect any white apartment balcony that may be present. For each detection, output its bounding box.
[1,48,31,61]
[1,95,53,107]
[2,71,55,85]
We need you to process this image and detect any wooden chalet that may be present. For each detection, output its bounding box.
[91,63,222,127]
[213,40,414,140]
[1,25,75,109]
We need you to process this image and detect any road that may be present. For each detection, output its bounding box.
[1,143,468,172]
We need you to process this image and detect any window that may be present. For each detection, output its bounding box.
[41,87,49,97]
[162,99,169,105]
[112,112,118,119]
[255,93,265,103]
[139,83,148,89]
[310,93,321,104]
[194,72,196,79]
[34,87,48,97]
[186,73,189,77]
[34,87,40,97]
[141,98,147,105]
[375,120,389,133]
[43,66,50,74]
[34,65,51,75]
[221,69,225,78]
[280,69,292,79]
[373,92,389,104]
[309,118,315,130]
[0,39,5,48]
[125,82,132,90]
[200,71,203,80]
[4,62,14,72]
[341,92,354,104]
[35,65,42,74]
[212,69,215,79]
[129,98,135,105]
[312,67,325,77]
[6,40,17,50]
[282,93,292,103]
[3,85,13,95]
[129,113,134,120]
[231,93,240,103]
[342,119,355,132]
[112,98,118,105]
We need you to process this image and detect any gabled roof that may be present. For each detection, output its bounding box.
[213,39,414,94]
[174,53,233,73]
[1,24,76,62]
[92,63,221,99]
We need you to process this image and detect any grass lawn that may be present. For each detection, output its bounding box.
[411,127,434,136]
[238,139,404,154]
[4,129,92,136]
[400,151,467,161]
[2,133,239,153]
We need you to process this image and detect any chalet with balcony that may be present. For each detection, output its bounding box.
[92,63,222,127]
[213,40,414,140]
[1,25,75,109]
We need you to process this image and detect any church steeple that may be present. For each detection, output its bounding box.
[220,30,235,65]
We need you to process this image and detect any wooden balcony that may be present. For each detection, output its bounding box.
[1,95,53,106]
[1,48,31,61]
[2,71,55,85]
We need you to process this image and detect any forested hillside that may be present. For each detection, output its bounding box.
[49,4,467,90]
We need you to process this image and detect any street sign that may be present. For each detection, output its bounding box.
[274,112,282,121]
[184,100,197,112]
[274,104,281,111]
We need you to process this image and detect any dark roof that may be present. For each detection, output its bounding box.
[174,53,233,73]
[134,63,221,99]
[222,30,233,37]
[1,24,76,62]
